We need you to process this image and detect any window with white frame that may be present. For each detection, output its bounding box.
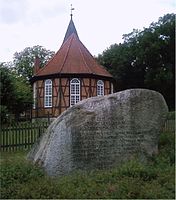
[33,82,36,109]
[70,78,80,106]
[44,79,52,108]
[97,80,104,96]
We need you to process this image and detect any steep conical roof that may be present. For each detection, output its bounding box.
[34,17,112,78]
[63,17,79,43]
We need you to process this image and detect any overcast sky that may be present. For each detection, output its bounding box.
[0,0,175,62]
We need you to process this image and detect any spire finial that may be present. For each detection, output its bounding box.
[70,4,75,18]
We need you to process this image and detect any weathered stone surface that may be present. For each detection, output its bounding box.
[27,89,168,176]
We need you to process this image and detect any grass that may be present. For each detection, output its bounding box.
[0,130,175,199]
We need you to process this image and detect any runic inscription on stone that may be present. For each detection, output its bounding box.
[28,89,168,176]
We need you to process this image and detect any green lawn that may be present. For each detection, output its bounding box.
[0,130,175,199]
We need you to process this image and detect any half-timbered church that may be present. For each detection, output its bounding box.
[31,13,114,119]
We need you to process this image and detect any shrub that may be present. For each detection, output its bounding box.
[0,105,11,124]
[158,131,175,165]
[117,159,158,181]
[0,128,175,199]
[166,111,175,120]
[0,155,45,199]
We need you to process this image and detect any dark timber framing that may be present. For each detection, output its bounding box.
[31,16,114,119]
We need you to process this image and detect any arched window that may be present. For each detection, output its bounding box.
[97,80,104,96]
[70,78,80,106]
[44,79,52,108]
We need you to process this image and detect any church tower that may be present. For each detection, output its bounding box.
[31,12,114,119]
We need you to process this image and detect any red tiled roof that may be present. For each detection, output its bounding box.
[34,19,112,78]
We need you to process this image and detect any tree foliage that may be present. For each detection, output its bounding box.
[13,45,55,80]
[0,63,32,122]
[97,13,175,110]
[1,45,55,122]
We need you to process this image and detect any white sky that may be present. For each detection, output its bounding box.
[0,0,175,62]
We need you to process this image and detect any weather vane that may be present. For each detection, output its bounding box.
[70,4,75,18]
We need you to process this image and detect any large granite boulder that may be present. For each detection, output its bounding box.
[28,89,168,176]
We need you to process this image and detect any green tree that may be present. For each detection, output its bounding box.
[98,13,175,110]
[0,63,32,122]
[11,75,32,120]
[13,45,55,80]
[0,63,15,123]
[0,63,15,107]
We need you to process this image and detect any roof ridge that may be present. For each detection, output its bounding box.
[59,34,74,73]
[79,39,111,73]
[35,47,61,76]
[78,43,93,74]
[35,35,73,76]
[63,18,79,44]
[32,20,113,78]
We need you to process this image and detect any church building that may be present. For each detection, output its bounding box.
[31,14,114,119]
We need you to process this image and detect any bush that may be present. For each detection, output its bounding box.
[0,129,175,199]
[0,158,45,199]
[0,105,10,124]
[158,131,175,165]
[117,159,158,181]
[167,111,175,120]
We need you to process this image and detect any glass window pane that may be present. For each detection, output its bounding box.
[70,78,80,106]
[45,79,52,107]
[97,80,104,96]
